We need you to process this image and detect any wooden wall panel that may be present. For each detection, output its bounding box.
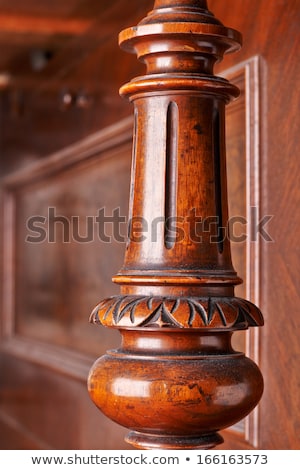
[218,56,262,447]
[211,0,300,450]
[14,150,129,356]
[0,0,299,450]
[0,118,135,449]
[0,351,131,449]
[1,118,133,374]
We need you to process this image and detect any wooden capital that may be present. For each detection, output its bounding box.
[88,0,264,450]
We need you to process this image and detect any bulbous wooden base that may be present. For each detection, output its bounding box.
[88,329,263,449]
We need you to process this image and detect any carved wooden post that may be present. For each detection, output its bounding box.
[88,0,264,449]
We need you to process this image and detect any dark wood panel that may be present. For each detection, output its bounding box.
[0,415,41,450]
[0,0,153,176]
[0,118,134,450]
[1,117,133,372]
[0,0,299,451]
[224,57,262,443]
[0,352,131,450]
[14,148,130,356]
[210,0,300,450]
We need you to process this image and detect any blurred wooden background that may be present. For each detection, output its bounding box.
[0,0,299,450]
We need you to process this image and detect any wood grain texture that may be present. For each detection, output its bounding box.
[1,118,134,375]
[0,0,299,451]
[0,352,130,450]
[210,0,300,450]
[0,119,138,450]
[88,0,264,450]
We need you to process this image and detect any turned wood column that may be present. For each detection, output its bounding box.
[88,0,264,450]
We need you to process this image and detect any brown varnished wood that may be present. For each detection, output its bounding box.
[88,0,264,450]
[0,0,299,452]
[0,351,130,450]
[0,0,152,176]
[0,121,135,450]
[0,13,91,36]
[209,0,300,451]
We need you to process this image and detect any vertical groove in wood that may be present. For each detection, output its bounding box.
[127,108,138,246]
[164,101,178,250]
[213,107,224,254]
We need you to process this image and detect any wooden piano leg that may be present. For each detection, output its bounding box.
[88,0,264,450]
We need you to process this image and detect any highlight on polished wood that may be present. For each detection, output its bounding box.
[87,0,264,450]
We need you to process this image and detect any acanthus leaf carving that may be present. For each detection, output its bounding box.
[90,295,264,330]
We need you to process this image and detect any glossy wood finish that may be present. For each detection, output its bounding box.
[0,0,299,451]
[208,0,300,450]
[88,0,264,449]
[89,331,263,449]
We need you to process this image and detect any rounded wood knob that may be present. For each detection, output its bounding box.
[88,330,263,449]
